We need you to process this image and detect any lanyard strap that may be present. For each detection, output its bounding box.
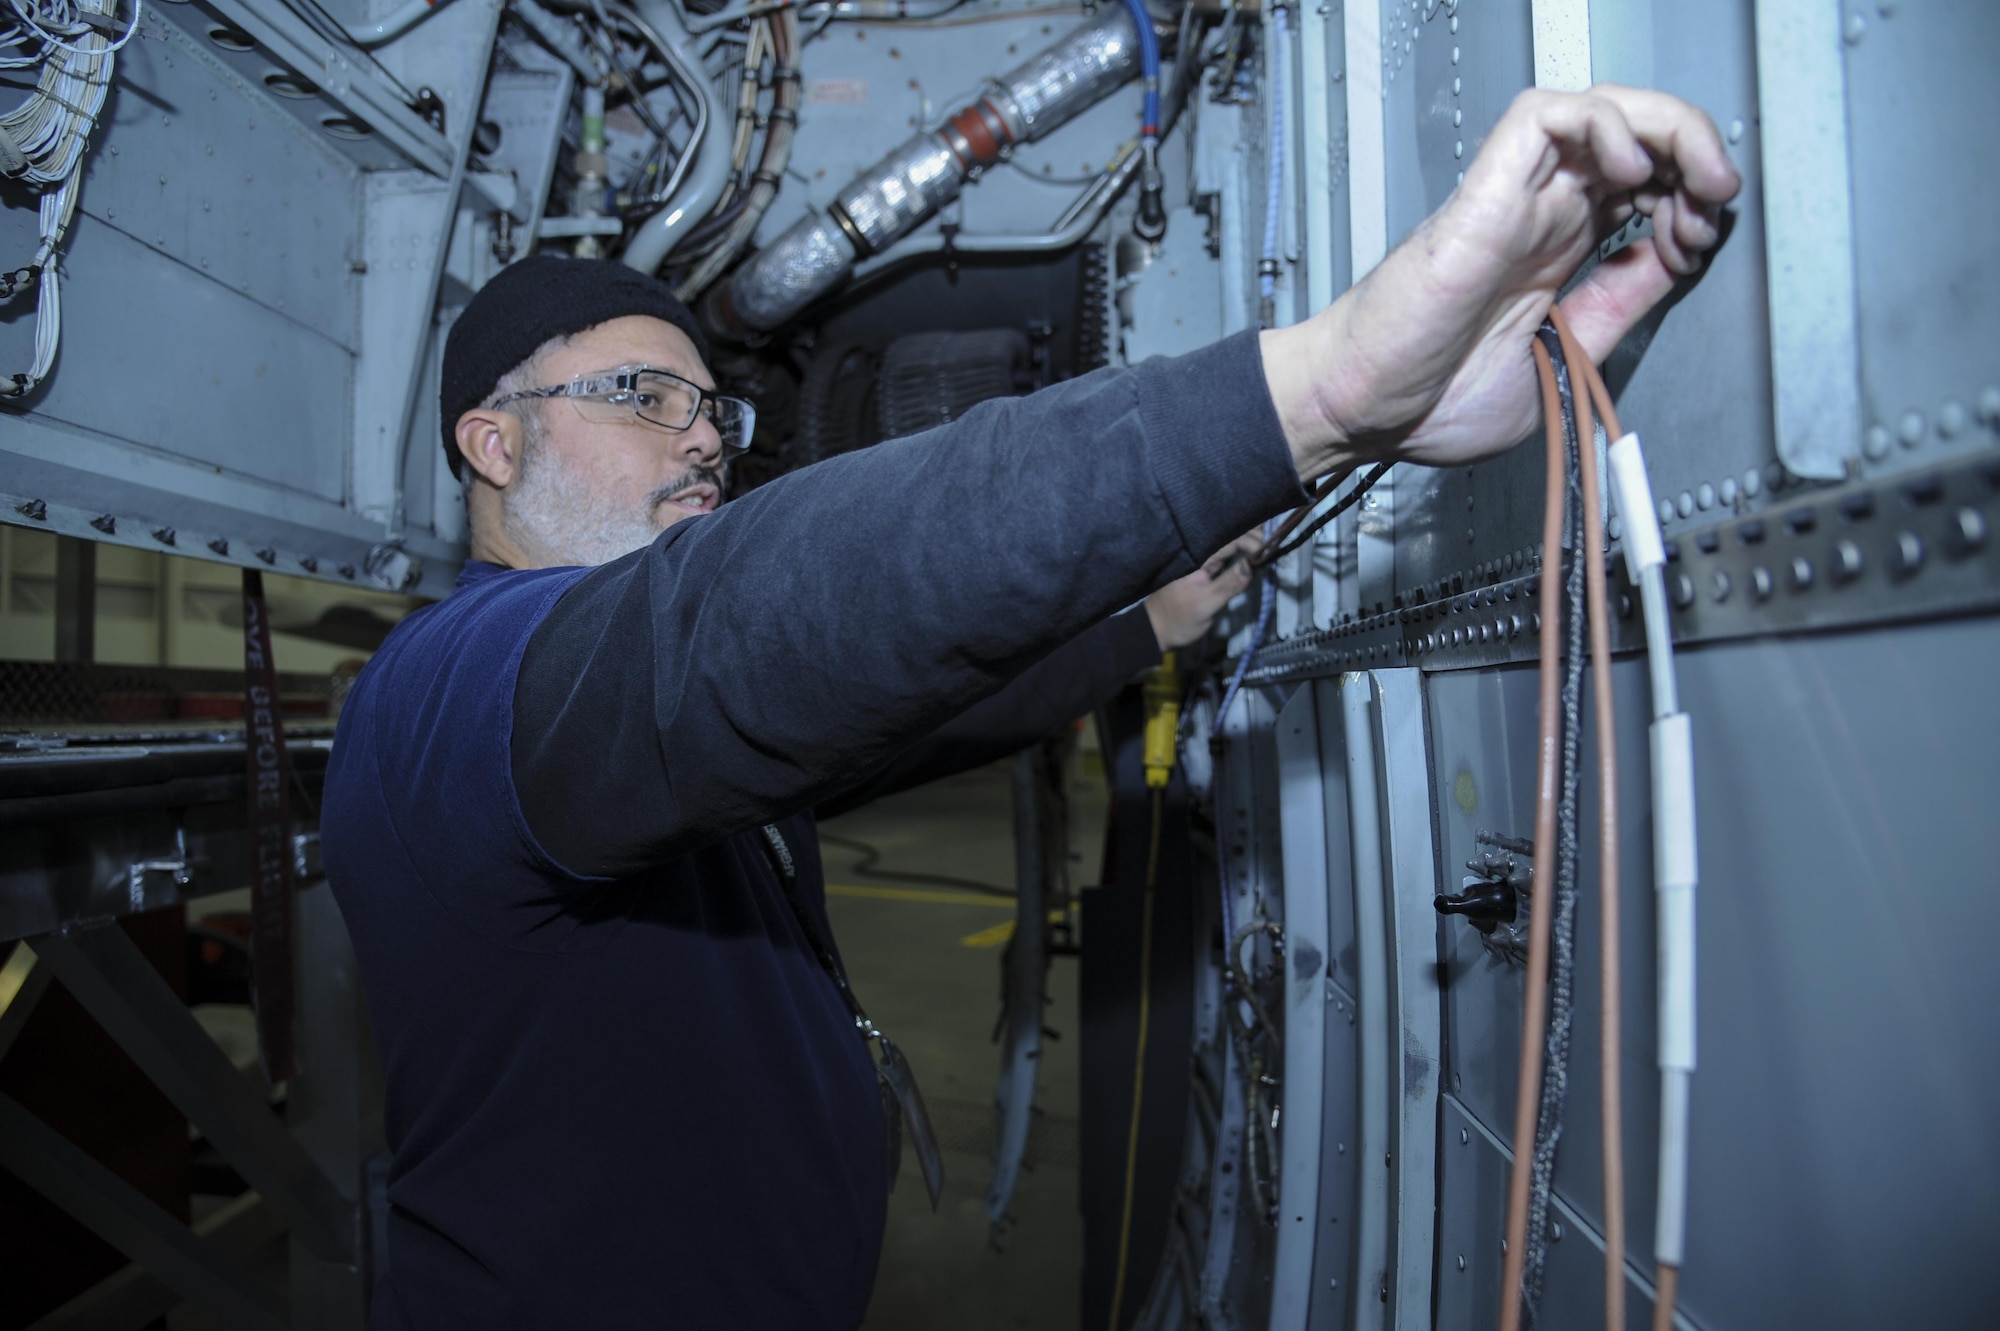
[759,822,946,1209]
[242,569,296,1081]
[759,824,875,1039]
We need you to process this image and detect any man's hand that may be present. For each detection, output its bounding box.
[1263,85,1742,477]
[1146,532,1263,650]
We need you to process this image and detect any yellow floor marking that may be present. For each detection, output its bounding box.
[958,909,1069,949]
[959,920,1017,948]
[824,883,1014,908]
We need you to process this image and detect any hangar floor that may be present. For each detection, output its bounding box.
[823,755,1102,1331]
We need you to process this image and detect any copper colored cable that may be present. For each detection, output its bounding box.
[1499,337,1571,1331]
[1555,318,1667,1331]
[1258,462,1356,559]
[1552,307,1626,1331]
[1651,1264,1680,1331]
[1553,306,1625,443]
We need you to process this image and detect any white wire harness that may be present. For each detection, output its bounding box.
[1,0,136,397]
[1606,432,1699,1279]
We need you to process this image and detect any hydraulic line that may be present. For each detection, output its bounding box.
[1257,4,1284,326]
[674,8,801,299]
[720,5,1143,330]
[1121,0,1164,239]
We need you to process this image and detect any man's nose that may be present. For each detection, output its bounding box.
[673,412,724,466]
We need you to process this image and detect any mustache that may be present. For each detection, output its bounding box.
[644,462,728,510]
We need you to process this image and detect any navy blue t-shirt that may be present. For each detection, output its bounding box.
[320,331,1301,1328]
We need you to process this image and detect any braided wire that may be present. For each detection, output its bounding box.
[1521,326,1588,1321]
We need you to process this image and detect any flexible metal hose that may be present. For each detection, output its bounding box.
[674,9,801,299]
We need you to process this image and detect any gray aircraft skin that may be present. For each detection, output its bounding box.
[2,1,1994,1328]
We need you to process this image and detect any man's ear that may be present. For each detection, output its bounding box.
[454,408,524,490]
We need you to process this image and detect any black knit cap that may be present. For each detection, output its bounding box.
[440,255,711,479]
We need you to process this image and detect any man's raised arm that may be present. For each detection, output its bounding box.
[512,85,1739,880]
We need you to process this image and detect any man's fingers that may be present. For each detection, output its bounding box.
[1582,84,1741,205]
[1651,195,1694,276]
[1555,242,1678,366]
[1523,89,1653,191]
[1203,531,1266,578]
[1671,187,1719,254]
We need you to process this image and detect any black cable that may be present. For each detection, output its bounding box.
[1255,460,1392,566]
[817,831,1014,898]
[1521,322,1587,1324]
[280,0,424,107]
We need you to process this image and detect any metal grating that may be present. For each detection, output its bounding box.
[0,662,332,728]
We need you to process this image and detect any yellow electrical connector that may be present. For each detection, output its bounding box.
[1141,651,1181,788]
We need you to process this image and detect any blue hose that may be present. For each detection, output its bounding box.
[1260,8,1287,305]
[1216,572,1276,730]
[1121,0,1161,137]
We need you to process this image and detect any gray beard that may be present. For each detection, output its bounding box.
[503,435,670,567]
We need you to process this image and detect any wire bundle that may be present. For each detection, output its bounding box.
[673,6,798,297]
[1254,459,1391,568]
[1501,307,1626,1331]
[1,0,134,397]
[1519,326,1589,1317]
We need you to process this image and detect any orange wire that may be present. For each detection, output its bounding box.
[1499,337,1570,1331]
[1652,1263,1680,1331]
[1551,307,1626,1331]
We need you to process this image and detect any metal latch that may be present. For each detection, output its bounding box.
[1435,831,1534,964]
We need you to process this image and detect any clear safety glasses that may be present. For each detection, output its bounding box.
[493,365,756,454]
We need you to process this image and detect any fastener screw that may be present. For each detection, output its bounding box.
[1832,539,1864,582]
[1790,556,1815,591]
[1947,507,1987,558]
[1891,531,1924,578]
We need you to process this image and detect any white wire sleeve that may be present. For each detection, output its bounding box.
[1607,431,1699,1272]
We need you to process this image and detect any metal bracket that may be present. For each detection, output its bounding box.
[31,926,357,1264]
[293,830,324,882]
[126,824,197,914]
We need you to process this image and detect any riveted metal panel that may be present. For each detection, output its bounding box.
[1425,617,2000,1329]
[1841,0,2000,480]
[1304,681,1361,1329]
[29,216,353,502]
[1385,0,1780,603]
[72,10,363,348]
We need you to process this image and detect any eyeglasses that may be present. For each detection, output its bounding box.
[492,365,756,454]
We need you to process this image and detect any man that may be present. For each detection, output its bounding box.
[323,86,1738,1327]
